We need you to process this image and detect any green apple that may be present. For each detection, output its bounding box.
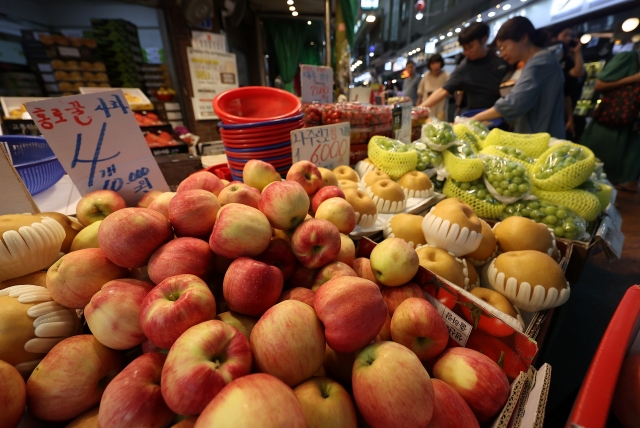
[369,238,420,286]
[70,220,101,252]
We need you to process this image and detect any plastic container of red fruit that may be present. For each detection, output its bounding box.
[213,87,301,124]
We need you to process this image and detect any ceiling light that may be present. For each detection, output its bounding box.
[416,12,423,20]
[476,18,482,22]
[455,28,461,33]
[615,39,621,45]
[580,34,592,44]
[265,54,269,58]
[310,42,314,45]
[632,34,640,43]
[622,17,639,32]
[369,52,374,57]
[289,6,295,10]
[521,0,526,2]
[287,0,293,4]
[477,14,481,18]
[366,15,376,22]
[488,11,496,17]
[496,4,501,8]
[416,48,420,51]
[307,20,312,25]
[503,4,511,10]
[447,31,453,36]
[440,35,445,40]
[392,79,397,83]
[323,41,326,45]
[292,11,298,16]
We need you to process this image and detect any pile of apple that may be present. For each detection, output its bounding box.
[2,159,513,428]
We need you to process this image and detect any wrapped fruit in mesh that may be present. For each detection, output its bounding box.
[442,140,484,182]
[421,121,458,151]
[578,176,612,213]
[443,178,505,220]
[500,199,587,241]
[454,117,489,140]
[480,128,550,158]
[367,136,417,181]
[481,155,531,204]
[531,142,595,191]
[531,187,601,223]
[410,141,443,171]
[480,145,535,173]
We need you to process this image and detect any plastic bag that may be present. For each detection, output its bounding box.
[531,142,595,191]
[442,140,484,182]
[367,136,418,180]
[531,187,602,222]
[443,178,505,219]
[481,155,531,204]
[421,120,458,151]
[480,145,535,172]
[500,199,587,241]
[480,128,550,158]
[578,175,612,211]
[410,141,443,172]
[454,117,489,140]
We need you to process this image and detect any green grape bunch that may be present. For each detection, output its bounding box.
[411,141,443,170]
[483,157,530,199]
[535,144,588,180]
[494,145,534,164]
[449,141,477,159]
[451,178,500,205]
[422,122,457,146]
[501,200,586,240]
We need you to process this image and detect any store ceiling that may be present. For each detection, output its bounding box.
[250,0,328,17]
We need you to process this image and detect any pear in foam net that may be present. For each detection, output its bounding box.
[421,198,483,257]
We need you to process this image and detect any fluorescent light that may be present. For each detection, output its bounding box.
[289,6,295,10]
[440,35,445,40]
[307,20,312,25]
[447,31,453,36]
[488,11,496,17]
[416,12,423,20]
[366,15,376,22]
[287,0,293,4]
[477,14,482,18]
[265,54,269,58]
[622,17,639,32]
[496,4,501,8]
[323,41,326,45]
[416,48,420,51]
[580,34,592,44]
[292,11,298,16]
[392,79,397,83]
[369,52,374,57]
[310,42,314,45]
[455,28,461,33]
[503,4,511,10]
[521,0,526,2]
[632,34,640,43]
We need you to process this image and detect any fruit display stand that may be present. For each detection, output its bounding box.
[566,285,640,428]
[357,237,554,427]
[0,97,52,136]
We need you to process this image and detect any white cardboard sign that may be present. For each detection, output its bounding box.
[424,292,472,346]
[291,122,350,170]
[25,90,169,206]
[301,65,334,104]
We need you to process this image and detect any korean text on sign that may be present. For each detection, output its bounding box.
[26,90,169,205]
[290,122,350,170]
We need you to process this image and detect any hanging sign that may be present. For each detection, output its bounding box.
[301,65,334,104]
[187,48,238,120]
[25,90,169,206]
[291,122,350,170]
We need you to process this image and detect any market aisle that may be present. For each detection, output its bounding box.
[542,188,640,427]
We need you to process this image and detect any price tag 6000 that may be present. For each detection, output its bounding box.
[291,122,350,170]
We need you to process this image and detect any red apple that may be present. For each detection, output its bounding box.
[137,190,163,208]
[148,192,176,220]
[85,278,154,350]
[377,311,392,341]
[177,171,225,196]
[223,257,283,317]
[278,287,315,308]
[256,238,297,280]
[353,341,435,428]
[217,182,261,208]
[169,189,221,239]
[47,248,129,309]
[216,311,258,341]
[209,204,272,259]
[250,300,325,386]
[323,345,357,388]
[243,159,282,192]
[433,348,510,422]
[314,276,387,353]
[194,373,306,427]
[162,320,252,415]
[286,160,323,195]
[336,234,356,267]
[148,237,214,284]
[315,197,357,234]
[294,376,358,428]
[287,263,318,289]
[391,297,448,361]
[98,207,174,268]
[311,186,345,212]
[0,359,25,428]
[139,274,217,350]
[352,257,383,288]
[381,282,424,315]
[141,339,166,355]
[259,181,310,230]
[26,335,123,421]
[612,353,640,428]
[311,261,357,291]
[76,189,126,227]
[291,219,341,269]
[98,353,174,428]
[427,379,479,428]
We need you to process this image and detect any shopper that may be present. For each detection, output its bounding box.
[419,22,508,112]
[472,17,565,138]
[402,60,421,106]
[417,54,450,120]
[580,51,640,192]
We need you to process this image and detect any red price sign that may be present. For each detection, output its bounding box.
[291,122,350,170]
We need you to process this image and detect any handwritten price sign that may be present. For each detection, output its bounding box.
[301,65,333,104]
[291,122,350,170]
[25,90,169,205]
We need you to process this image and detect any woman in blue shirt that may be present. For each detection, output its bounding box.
[472,17,565,138]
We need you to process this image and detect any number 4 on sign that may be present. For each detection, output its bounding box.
[72,122,121,187]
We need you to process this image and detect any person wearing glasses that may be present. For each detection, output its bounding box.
[472,17,565,138]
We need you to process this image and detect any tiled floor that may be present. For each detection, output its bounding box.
[540,188,640,427]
